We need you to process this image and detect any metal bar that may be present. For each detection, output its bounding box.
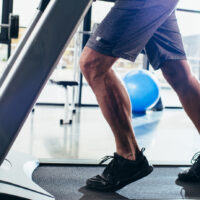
[142,54,149,70]
[78,7,92,106]
[71,25,83,113]
[1,24,9,28]
[0,11,43,87]
[0,0,93,165]
[0,0,50,88]
[177,8,200,14]
[0,0,13,43]
[7,40,11,58]
[62,86,70,124]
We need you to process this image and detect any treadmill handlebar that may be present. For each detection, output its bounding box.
[38,0,51,12]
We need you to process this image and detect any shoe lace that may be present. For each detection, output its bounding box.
[99,155,118,178]
[191,152,200,164]
[99,147,146,165]
[99,155,114,165]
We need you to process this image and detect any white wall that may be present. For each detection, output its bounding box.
[178,0,200,10]
[13,0,40,27]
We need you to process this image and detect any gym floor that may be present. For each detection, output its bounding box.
[11,104,199,165]
[7,76,200,200]
[10,103,200,199]
[32,165,200,200]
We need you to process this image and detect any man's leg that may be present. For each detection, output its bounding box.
[162,60,200,182]
[80,47,153,192]
[80,47,140,160]
[161,60,200,133]
[78,0,178,191]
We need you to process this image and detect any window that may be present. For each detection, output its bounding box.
[153,9,200,107]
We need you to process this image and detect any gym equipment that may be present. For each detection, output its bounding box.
[0,151,54,199]
[79,23,99,35]
[50,80,78,125]
[0,0,93,199]
[151,97,164,111]
[33,165,200,200]
[0,13,19,39]
[123,69,160,113]
[0,1,48,87]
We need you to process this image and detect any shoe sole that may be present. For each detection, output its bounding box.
[87,165,154,192]
[177,171,200,183]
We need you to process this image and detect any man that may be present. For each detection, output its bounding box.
[79,0,200,192]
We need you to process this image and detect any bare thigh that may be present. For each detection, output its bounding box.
[160,60,191,87]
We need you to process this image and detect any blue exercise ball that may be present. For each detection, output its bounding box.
[123,69,160,113]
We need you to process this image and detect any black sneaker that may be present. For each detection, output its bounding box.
[86,148,153,192]
[178,152,200,182]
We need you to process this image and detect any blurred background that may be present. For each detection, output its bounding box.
[0,0,200,164]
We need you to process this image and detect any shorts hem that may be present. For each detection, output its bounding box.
[86,41,137,62]
[153,56,187,70]
[115,53,137,62]
[86,42,116,58]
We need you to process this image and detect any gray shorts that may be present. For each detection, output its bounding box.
[86,0,186,70]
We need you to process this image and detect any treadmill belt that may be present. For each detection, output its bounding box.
[33,165,200,200]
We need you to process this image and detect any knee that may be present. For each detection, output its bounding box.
[80,48,115,85]
[79,53,94,77]
[79,47,117,85]
[79,53,100,85]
